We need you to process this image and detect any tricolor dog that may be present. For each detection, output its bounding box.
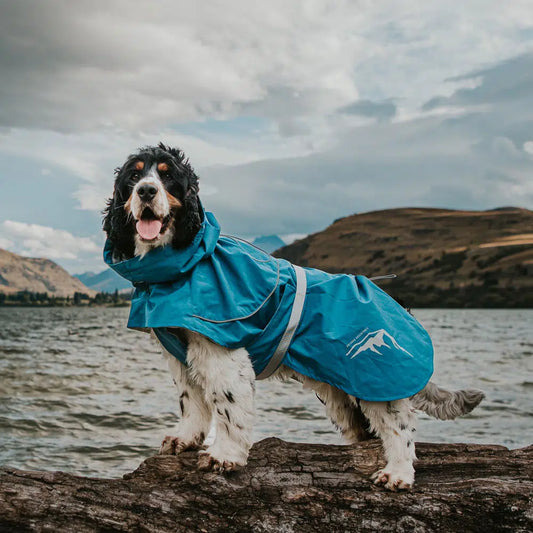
[103,143,484,490]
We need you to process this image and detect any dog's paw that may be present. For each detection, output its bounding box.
[371,466,414,491]
[159,436,201,455]
[197,451,245,473]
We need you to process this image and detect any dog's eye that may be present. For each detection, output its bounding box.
[130,172,140,181]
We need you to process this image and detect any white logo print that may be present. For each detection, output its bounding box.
[346,329,414,359]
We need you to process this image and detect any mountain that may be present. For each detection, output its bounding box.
[252,235,286,254]
[0,249,95,297]
[75,269,132,293]
[275,207,533,308]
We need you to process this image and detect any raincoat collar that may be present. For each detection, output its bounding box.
[103,210,220,284]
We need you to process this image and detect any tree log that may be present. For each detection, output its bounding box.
[0,439,531,532]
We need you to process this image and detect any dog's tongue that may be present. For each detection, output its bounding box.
[136,219,162,240]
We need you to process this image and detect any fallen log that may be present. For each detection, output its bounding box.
[0,439,531,532]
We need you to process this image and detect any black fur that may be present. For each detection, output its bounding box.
[102,143,203,259]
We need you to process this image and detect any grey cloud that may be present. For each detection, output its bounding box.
[422,54,533,111]
[201,54,533,237]
[0,1,255,131]
[0,2,127,129]
[338,99,397,122]
[0,1,365,133]
[1,1,531,139]
[2,2,533,247]
[239,86,344,137]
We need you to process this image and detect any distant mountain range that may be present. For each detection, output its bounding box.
[74,269,133,293]
[0,249,95,297]
[275,207,533,308]
[251,234,286,253]
[3,211,531,307]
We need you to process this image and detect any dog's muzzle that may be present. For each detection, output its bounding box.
[130,177,171,241]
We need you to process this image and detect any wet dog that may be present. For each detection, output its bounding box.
[103,143,484,490]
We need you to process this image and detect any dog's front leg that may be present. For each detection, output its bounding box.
[187,335,255,473]
[359,398,417,491]
[159,355,212,456]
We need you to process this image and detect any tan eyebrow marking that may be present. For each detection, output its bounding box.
[157,162,169,172]
[124,194,132,213]
[135,161,144,170]
[166,191,182,209]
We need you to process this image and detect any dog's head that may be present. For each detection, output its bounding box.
[103,143,203,260]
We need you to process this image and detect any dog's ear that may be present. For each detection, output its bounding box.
[102,188,117,238]
[102,171,135,260]
[171,169,203,249]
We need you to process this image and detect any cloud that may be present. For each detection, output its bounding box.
[0,220,100,264]
[201,53,533,236]
[338,100,397,122]
[0,236,14,250]
[524,141,533,155]
[0,0,362,133]
[0,126,269,212]
[422,54,533,112]
[0,1,532,273]
[1,1,532,136]
[281,233,309,245]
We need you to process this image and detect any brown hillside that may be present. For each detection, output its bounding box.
[275,207,533,307]
[0,249,95,297]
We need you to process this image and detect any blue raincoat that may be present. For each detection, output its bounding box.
[104,211,433,401]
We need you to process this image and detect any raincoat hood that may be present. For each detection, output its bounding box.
[104,211,434,401]
[103,211,220,284]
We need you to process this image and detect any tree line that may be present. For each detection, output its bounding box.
[0,290,131,306]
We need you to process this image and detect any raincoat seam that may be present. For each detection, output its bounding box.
[191,259,281,324]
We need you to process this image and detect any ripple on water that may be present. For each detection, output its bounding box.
[0,306,532,476]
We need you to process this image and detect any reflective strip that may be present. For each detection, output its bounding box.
[369,273,397,281]
[256,265,307,380]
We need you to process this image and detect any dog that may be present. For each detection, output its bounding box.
[103,143,484,490]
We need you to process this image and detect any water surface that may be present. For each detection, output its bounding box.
[0,307,531,477]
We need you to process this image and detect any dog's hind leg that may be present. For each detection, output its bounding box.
[187,334,255,473]
[272,367,371,443]
[308,379,371,443]
[159,355,212,456]
[357,398,417,491]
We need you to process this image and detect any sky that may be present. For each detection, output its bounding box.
[0,1,532,273]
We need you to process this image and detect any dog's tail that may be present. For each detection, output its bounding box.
[410,381,485,420]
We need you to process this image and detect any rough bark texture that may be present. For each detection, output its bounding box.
[0,439,531,533]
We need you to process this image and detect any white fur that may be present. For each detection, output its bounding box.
[130,167,169,221]
[156,331,419,487]
[359,399,417,490]
[159,353,211,455]
[130,167,175,257]
[155,328,482,488]
[271,365,417,489]
[159,332,255,472]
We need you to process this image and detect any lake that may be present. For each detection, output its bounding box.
[0,307,531,477]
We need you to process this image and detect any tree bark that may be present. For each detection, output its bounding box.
[0,439,531,533]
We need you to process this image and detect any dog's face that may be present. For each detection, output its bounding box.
[103,143,203,260]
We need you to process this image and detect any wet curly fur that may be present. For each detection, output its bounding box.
[103,143,202,261]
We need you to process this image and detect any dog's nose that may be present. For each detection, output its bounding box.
[137,184,158,201]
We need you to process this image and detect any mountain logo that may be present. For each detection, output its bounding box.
[346,329,414,359]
